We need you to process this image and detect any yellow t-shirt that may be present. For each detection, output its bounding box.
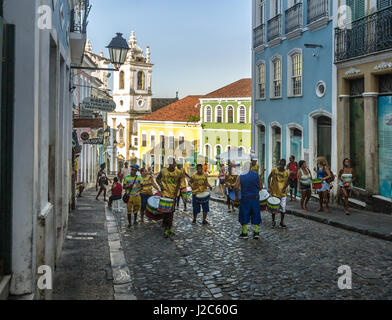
[160,167,184,199]
[140,175,153,195]
[251,164,259,174]
[270,168,289,198]
[191,173,208,195]
[225,173,238,187]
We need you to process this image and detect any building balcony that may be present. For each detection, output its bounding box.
[307,0,329,28]
[253,24,266,48]
[285,2,303,35]
[70,0,91,65]
[335,6,392,63]
[267,14,282,43]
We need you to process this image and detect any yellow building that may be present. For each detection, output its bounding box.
[137,96,202,173]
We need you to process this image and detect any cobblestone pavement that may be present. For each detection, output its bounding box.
[113,200,392,300]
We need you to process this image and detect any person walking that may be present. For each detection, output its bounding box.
[297,160,312,211]
[314,157,333,213]
[268,159,290,228]
[218,163,226,198]
[234,161,263,239]
[123,164,143,228]
[189,164,213,224]
[225,163,238,213]
[108,177,123,208]
[156,157,184,238]
[175,163,191,211]
[120,162,131,183]
[139,167,161,222]
[287,155,298,201]
[338,158,356,215]
[96,163,110,201]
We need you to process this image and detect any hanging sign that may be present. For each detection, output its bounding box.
[83,137,104,145]
[81,97,116,112]
[80,132,90,141]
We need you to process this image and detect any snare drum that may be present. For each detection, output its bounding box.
[181,187,192,204]
[229,190,241,208]
[259,189,270,211]
[195,191,210,204]
[145,196,164,221]
[312,179,322,190]
[158,197,175,213]
[267,197,281,214]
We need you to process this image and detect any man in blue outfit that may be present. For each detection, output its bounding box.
[234,161,263,239]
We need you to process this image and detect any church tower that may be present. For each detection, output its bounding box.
[108,31,153,167]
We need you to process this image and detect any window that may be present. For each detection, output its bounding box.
[160,135,165,149]
[119,71,125,90]
[150,155,155,168]
[179,136,185,150]
[256,0,266,27]
[118,127,124,144]
[227,106,234,123]
[134,137,139,147]
[289,52,302,96]
[205,106,212,122]
[141,134,146,147]
[216,106,223,123]
[258,63,266,99]
[137,71,145,90]
[160,155,165,170]
[271,57,282,98]
[169,135,174,149]
[150,134,155,147]
[239,106,246,123]
[270,0,281,17]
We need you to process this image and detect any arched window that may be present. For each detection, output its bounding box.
[271,56,282,98]
[137,71,145,90]
[216,106,223,123]
[205,106,212,122]
[288,50,302,96]
[150,134,155,147]
[119,127,124,144]
[238,106,246,123]
[258,62,266,99]
[119,71,125,90]
[227,106,234,123]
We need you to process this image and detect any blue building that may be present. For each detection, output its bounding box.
[251,0,337,178]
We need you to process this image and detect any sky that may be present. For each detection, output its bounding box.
[87,0,252,98]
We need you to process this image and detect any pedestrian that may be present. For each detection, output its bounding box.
[314,156,333,213]
[108,177,123,208]
[268,159,290,228]
[96,163,110,201]
[120,162,131,182]
[287,155,298,201]
[156,157,184,238]
[250,154,259,174]
[123,164,143,228]
[76,182,85,197]
[175,163,191,211]
[338,158,356,215]
[139,167,161,222]
[189,164,213,224]
[218,163,226,198]
[234,161,263,239]
[297,160,312,211]
[225,163,238,213]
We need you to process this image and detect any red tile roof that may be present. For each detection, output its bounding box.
[203,78,251,98]
[140,95,203,122]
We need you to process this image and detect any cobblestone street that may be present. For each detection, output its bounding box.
[113,200,392,300]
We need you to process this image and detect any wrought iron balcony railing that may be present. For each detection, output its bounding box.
[253,24,266,48]
[267,14,282,42]
[307,0,329,25]
[285,2,303,34]
[335,6,392,62]
[70,0,91,33]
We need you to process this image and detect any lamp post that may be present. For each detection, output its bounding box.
[71,32,129,71]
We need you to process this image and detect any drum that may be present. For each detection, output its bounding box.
[145,196,164,221]
[267,197,281,214]
[195,191,210,204]
[259,189,270,211]
[229,190,241,208]
[181,187,192,204]
[158,197,175,213]
[312,179,322,189]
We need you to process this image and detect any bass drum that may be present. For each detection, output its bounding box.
[145,196,163,221]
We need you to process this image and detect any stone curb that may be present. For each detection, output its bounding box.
[210,196,392,242]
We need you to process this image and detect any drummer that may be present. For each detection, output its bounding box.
[267,159,290,228]
[139,167,161,223]
[123,164,143,228]
[234,161,263,239]
[175,163,191,212]
[225,163,238,213]
[189,164,213,225]
[156,157,184,238]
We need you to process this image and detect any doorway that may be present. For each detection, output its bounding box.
[316,116,332,167]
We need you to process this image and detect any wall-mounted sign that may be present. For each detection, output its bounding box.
[81,97,116,112]
[73,118,103,128]
[80,132,90,141]
[83,137,104,145]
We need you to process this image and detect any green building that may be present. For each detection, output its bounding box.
[199,79,252,173]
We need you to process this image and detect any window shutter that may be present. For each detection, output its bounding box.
[378,0,392,9]
[347,0,365,20]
